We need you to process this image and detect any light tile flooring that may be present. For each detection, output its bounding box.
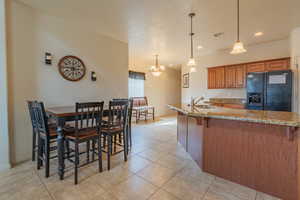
[0,116,280,200]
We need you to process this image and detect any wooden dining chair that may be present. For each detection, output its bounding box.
[30,101,61,177]
[112,98,133,149]
[64,102,104,184]
[101,100,129,170]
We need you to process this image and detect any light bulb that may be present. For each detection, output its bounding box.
[230,41,247,54]
[187,58,196,66]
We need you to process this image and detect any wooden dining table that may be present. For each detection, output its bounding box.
[46,106,109,180]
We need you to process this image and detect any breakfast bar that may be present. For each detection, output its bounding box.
[168,104,300,200]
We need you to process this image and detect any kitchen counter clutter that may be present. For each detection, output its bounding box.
[168,104,300,127]
[170,103,300,200]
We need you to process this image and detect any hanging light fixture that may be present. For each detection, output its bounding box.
[231,0,247,54]
[150,55,165,76]
[187,13,197,72]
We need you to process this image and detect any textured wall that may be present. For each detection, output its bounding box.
[7,1,129,164]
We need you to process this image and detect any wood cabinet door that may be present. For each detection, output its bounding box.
[236,65,246,88]
[177,113,188,150]
[215,67,225,88]
[247,62,265,73]
[225,66,236,88]
[208,68,216,89]
[265,58,290,71]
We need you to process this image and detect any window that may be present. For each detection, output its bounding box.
[128,71,145,97]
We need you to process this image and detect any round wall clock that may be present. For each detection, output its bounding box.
[58,55,86,81]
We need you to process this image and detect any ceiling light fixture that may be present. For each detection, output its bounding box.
[254,32,264,37]
[150,55,165,76]
[231,0,247,54]
[187,13,197,73]
[197,45,203,49]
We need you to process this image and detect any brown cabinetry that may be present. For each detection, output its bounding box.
[265,59,290,71]
[208,57,290,89]
[247,62,265,73]
[236,65,246,88]
[208,67,225,89]
[225,66,236,88]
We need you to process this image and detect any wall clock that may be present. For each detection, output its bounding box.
[58,55,86,81]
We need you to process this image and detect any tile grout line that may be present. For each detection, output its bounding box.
[34,167,56,200]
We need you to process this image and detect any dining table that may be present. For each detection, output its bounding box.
[46,105,110,180]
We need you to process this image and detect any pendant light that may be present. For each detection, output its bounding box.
[150,55,165,76]
[187,13,197,72]
[231,0,247,54]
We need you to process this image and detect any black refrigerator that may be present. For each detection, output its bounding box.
[246,70,292,111]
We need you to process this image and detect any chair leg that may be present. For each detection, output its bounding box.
[87,141,90,162]
[92,139,95,162]
[152,108,155,120]
[107,135,112,170]
[123,131,128,162]
[45,139,50,178]
[32,130,36,161]
[98,137,103,172]
[75,143,79,185]
[113,135,117,153]
[129,124,132,149]
[37,136,43,170]
[66,140,70,159]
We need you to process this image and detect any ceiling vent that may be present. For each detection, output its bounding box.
[213,32,224,38]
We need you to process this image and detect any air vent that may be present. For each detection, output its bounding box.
[214,32,224,38]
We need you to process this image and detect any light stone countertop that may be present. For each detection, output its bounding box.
[168,104,300,127]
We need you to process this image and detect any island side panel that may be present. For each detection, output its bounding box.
[187,117,204,168]
[203,118,299,200]
[177,112,188,150]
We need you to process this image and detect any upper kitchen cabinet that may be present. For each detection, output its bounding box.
[265,58,290,71]
[235,65,246,88]
[225,66,236,88]
[207,58,290,89]
[246,62,265,73]
[208,67,225,89]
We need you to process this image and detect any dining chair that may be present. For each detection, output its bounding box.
[30,101,61,177]
[64,102,104,184]
[112,98,133,149]
[101,100,129,170]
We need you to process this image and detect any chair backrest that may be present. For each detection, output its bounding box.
[30,101,50,137]
[112,98,133,125]
[75,102,104,138]
[132,97,148,107]
[27,101,38,131]
[108,100,129,130]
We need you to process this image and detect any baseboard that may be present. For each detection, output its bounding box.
[0,163,11,172]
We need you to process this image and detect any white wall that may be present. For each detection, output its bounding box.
[182,39,290,103]
[130,65,181,117]
[291,27,300,113]
[0,0,11,172]
[7,1,128,164]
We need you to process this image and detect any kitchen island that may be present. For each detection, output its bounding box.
[168,104,300,200]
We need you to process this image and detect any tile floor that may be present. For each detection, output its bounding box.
[0,116,280,200]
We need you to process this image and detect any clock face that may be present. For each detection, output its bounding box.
[58,56,86,81]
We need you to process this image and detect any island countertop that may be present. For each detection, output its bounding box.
[168,104,300,127]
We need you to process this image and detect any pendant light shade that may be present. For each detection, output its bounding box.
[231,0,246,54]
[231,41,247,54]
[150,55,165,76]
[187,13,197,72]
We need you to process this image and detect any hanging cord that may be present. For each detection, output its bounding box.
[190,14,195,58]
[237,0,240,42]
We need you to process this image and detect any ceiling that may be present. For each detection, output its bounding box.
[18,0,299,68]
